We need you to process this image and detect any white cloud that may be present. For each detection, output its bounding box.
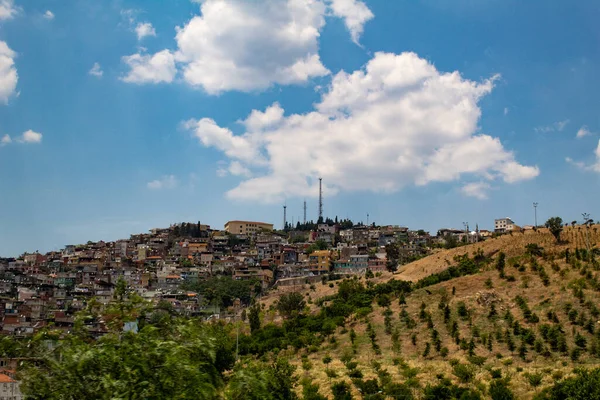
[19,129,42,143]
[216,161,253,178]
[135,22,156,40]
[567,140,600,173]
[328,0,374,44]
[147,175,177,190]
[121,50,176,84]
[0,133,10,146]
[535,119,570,133]
[172,0,329,94]
[461,182,491,200]
[186,52,539,203]
[121,0,374,93]
[0,0,17,21]
[0,131,43,146]
[43,10,54,20]
[0,40,18,104]
[503,107,509,116]
[89,62,103,77]
[576,126,592,139]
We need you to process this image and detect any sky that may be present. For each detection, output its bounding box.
[0,0,599,256]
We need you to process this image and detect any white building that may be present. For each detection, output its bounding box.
[494,218,515,233]
[0,373,22,400]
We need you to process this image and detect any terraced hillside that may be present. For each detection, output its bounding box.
[258,225,600,399]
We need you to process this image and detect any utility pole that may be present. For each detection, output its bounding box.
[283,204,287,231]
[533,202,538,227]
[367,213,369,226]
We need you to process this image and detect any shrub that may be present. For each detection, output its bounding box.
[535,368,600,399]
[489,379,515,400]
[452,363,475,383]
[331,381,353,400]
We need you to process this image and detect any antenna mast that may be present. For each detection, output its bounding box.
[318,178,323,221]
[283,204,287,230]
[303,200,307,224]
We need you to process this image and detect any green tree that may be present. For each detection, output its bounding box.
[535,367,600,399]
[331,381,353,400]
[226,357,299,400]
[249,303,261,333]
[20,320,231,399]
[489,379,515,400]
[276,292,306,319]
[545,217,564,243]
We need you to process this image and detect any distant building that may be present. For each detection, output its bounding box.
[224,221,274,235]
[0,373,22,400]
[494,218,516,233]
[308,250,332,275]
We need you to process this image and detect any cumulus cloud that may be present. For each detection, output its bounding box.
[43,10,54,20]
[0,133,10,146]
[461,182,491,200]
[576,126,592,139]
[0,0,17,21]
[186,52,539,203]
[147,175,177,190]
[89,62,103,77]
[0,130,43,146]
[535,119,570,133]
[566,140,600,173]
[135,22,156,40]
[0,40,18,104]
[121,0,375,93]
[19,129,42,143]
[328,0,374,44]
[121,50,176,84]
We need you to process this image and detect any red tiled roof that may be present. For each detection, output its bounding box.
[0,374,15,383]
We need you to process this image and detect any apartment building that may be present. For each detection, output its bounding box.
[224,221,274,235]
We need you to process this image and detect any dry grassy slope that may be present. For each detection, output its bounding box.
[260,226,600,399]
[394,226,600,282]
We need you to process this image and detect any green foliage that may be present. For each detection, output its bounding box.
[489,379,515,400]
[226,357,299,400]
[302,378,327,400]
[331,381,353,400]
[249,303,261,333]
[20,320,233,399]
[534,368,600,400]
[525,372,544,390]
[415,253,485,289]
[424,378,481,400]
[545,217,564,243]
[183,276,259,307]
[452,363,475,383]
[277,292,306,319]
[526,244,545,257]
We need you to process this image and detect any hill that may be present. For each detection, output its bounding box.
[258,225,600,399]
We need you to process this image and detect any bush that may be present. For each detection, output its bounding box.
[535,368,600,399]
[489,379,515,400]
[385,383,413,399]
[331,381,353,400]
[452,363,475,383]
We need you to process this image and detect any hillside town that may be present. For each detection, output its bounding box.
[0,216,525,339]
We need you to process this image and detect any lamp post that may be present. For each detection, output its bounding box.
[533,202,538,227]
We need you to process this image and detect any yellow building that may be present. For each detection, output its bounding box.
[309,250,331,275]
[224,220,274,235]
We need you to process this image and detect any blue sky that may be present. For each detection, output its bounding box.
[0,0,599,256]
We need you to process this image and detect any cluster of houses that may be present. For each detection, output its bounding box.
[0,217,518,338]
